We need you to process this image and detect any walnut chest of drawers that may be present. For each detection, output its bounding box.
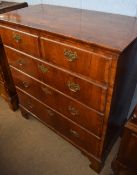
[0,4,137,173]
[0,1,28,110]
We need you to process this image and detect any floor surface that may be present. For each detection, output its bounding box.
[0,97,120,175]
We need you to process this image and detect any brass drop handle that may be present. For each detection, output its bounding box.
[38,64,48,73]
[17,59,25,66]
[70,129,79,138]
[13,34,21,43]
[68,82,80,92]
[64,49,77,62]
[27,102,33,109]
[41,87,52,95]
[68,106,79,116]
[47,109,54,116]
[22,81,30,88]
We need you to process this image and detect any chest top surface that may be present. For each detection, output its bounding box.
[0,4,137,53]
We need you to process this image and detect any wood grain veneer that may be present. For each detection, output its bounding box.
[11,66,104,137]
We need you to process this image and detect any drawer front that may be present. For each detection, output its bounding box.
[35,62,107,112]
[4,46,42,80]
[41,37,111,84]
[5,47,107,112]
[18,89,101,157]
[1,27,40,57]
[11,67,104,137]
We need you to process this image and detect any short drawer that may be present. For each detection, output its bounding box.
[4,46,41,80]
[11,67,104,137]
[5,47,107,112]
[1,27,40,57]
[40,37,111,85]
[18,89,101,158]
